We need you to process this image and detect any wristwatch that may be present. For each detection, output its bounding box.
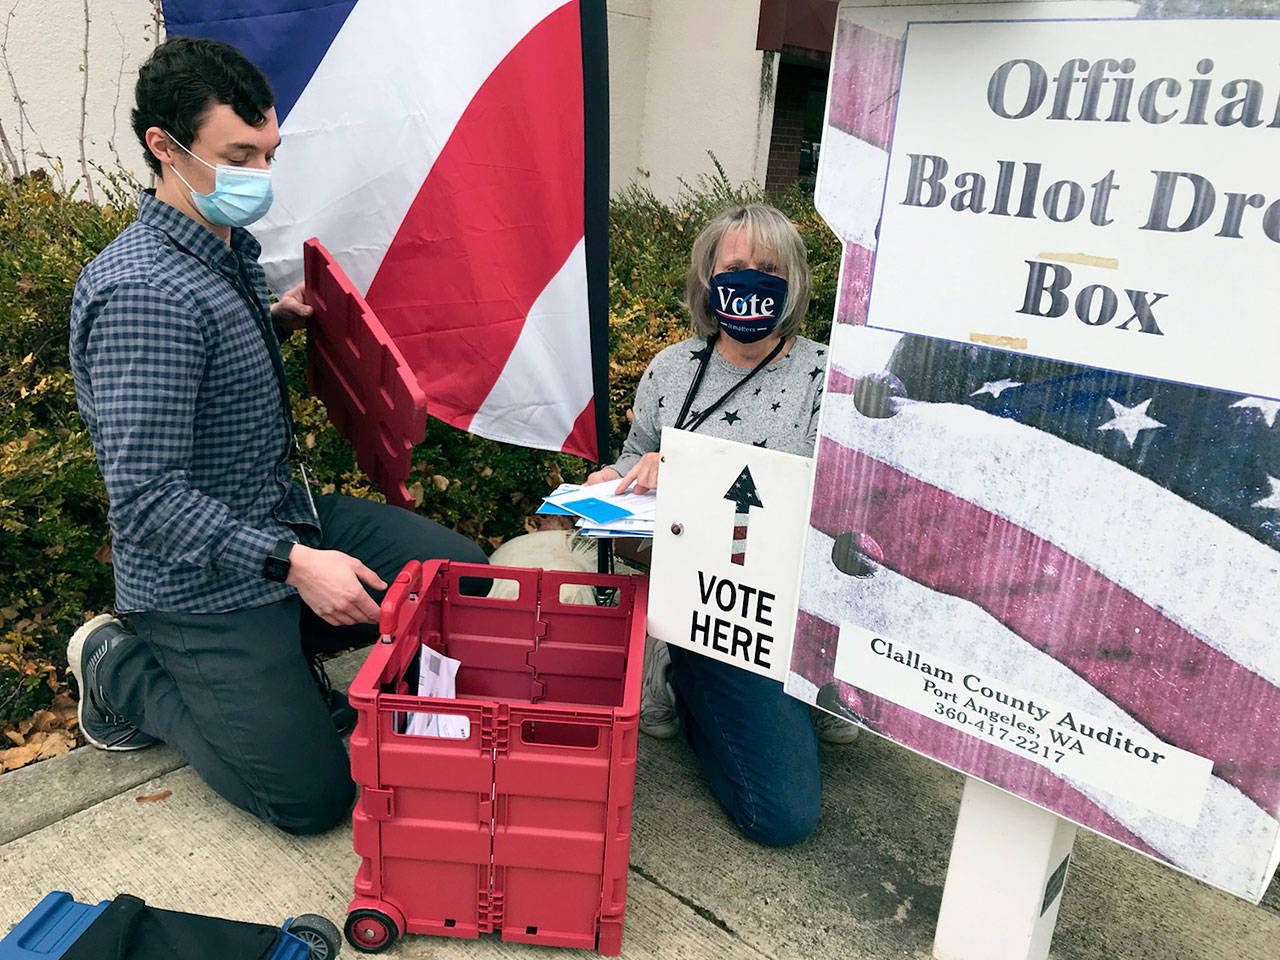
[263,539,294,582]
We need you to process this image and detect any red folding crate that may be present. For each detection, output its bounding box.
[345,559,647,955]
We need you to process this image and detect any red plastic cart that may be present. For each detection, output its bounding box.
[344,559,646,955]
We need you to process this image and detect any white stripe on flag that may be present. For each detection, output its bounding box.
[251,0,566,294]
[816,391,1280,689]
[800,529,1278,897]
[814,125,887,249]
[468,238,592,449]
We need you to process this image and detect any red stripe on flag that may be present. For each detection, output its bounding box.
[732,525,749,540]
[837,243,875,328]
[794,609,1163,856]
[365,1,585,433]
[810,442,1280,814]
[828,21,901,148]
[562,396,597,460]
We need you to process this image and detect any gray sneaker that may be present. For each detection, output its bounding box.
[67,614,158,751]
[811,706,860,744]
[639,635,678,739]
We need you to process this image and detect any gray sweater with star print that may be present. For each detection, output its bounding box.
[611,335,828,476]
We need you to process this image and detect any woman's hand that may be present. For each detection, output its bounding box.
[585,466,622,486]
[614,452,661,495]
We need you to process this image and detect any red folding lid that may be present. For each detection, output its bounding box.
[302,238,427,510]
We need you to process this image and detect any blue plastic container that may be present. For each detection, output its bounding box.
[0,892,316,960]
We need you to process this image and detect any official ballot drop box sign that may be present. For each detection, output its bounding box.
[648,429,813,684]
[790,6,1280,902]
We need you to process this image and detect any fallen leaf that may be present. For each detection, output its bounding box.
[4,729,23,747]
[93,542,112,564]
[406,481,424,508]
[136,790,173,803]
[35,730,73,761]
[0,744,39,772]
[31,710,58,733]
[50,692,78,727]
[432,475,449,492]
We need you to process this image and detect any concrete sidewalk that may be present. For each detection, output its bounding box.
[1,650,1277,959]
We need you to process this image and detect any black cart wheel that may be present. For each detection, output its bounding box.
[344,909,398,954]
[288,913,342,960]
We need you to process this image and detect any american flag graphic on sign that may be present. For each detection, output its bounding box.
[791,3,1280,902]
[162,0,610,463]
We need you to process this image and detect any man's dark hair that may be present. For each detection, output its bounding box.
[131,36,275,177]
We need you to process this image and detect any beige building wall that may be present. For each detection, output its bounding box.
[0,0,160,193]
[0,0,773,200]
[609,0,776,198]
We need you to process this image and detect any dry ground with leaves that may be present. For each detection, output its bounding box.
[0,683,78,773]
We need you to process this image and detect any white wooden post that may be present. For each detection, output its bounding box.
[933,778,1078,960]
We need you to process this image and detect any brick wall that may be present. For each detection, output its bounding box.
[765,57,828,194]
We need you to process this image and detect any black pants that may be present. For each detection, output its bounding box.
[106,495,487,834]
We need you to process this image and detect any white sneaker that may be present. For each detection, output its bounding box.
[811,706,860,745]
[639,635,678,739]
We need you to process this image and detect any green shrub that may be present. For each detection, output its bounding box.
[0,163,842,724]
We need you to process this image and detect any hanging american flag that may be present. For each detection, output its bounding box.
[792,3,1280,902]
[161,0,610,466]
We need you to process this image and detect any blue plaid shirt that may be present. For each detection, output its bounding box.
[70,191,320,613]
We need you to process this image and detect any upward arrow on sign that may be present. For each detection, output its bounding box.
[724,466,763,566]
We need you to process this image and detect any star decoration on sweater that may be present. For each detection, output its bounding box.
[808,366,823,381]
[970,379,1023,399]
[770,401,781,411]
[657,396,664,408]
[721,410,741,425]
[690,346,713,362]
[1254,476,1280,513]
[1231,396,1280,428]
[753,387,763,396]
[752,439,768,447]
[1098,398,1165,447]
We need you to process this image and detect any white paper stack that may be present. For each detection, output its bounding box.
[537,483,656,538]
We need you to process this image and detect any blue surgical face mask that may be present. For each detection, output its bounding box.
[165,131,274,227]
[708,269,788,343]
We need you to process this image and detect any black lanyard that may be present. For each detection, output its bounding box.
[228,265,295,442]
[674,333,786,433]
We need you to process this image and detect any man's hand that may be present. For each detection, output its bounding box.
[614,452,661,495]
[585,465,622,486]
[286,544,387,626]
[271,281,313,330]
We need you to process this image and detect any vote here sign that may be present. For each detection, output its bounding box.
[648,429,813,683]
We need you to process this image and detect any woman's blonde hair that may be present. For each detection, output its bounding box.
[684,203,811,340]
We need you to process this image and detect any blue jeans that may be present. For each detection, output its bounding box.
[667,645,821,846]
